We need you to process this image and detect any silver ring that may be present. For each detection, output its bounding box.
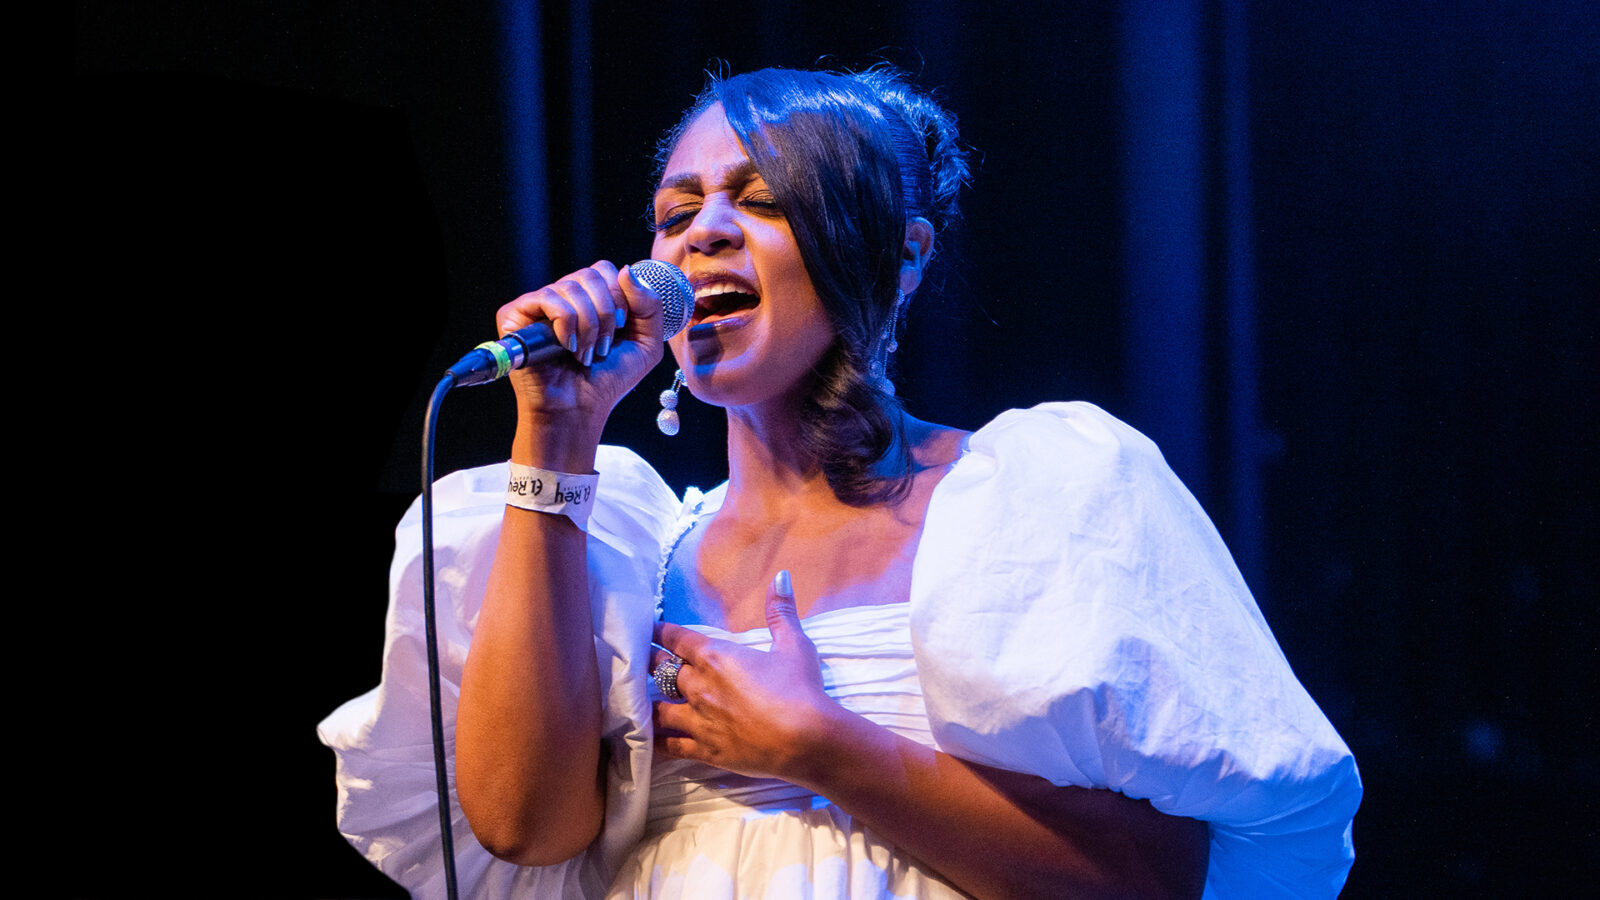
[652,655,685,701]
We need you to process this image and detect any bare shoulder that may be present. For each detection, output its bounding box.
[903,415,970,474]
[879,416,969,531]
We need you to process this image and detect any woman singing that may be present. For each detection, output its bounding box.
[321,66,1360,899]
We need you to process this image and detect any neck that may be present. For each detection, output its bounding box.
[721,394,838,516]
[709,404,969,571]
[717,392,957,524]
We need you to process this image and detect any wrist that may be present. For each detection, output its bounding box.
[506,462,599,531]
[511,415,603,473]
[783,701,884,796]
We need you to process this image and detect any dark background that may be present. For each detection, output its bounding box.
[73,1,1595,896]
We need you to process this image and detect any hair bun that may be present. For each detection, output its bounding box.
[852,67,970,235]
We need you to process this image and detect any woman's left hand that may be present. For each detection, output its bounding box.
[652,570,844,783]
[652,572,1211,899]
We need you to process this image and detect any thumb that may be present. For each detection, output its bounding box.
[618,263,667,344]
[765,570,813,654]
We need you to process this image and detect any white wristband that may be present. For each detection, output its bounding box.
[505,462,599,531]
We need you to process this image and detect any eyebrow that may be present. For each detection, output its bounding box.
[655,159,763,196]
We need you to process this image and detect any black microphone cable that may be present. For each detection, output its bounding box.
[419,373,461,900]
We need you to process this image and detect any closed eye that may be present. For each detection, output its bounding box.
[652,204,700,234]
[740,192,782,215]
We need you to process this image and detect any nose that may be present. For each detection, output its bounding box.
[684,195,743,256]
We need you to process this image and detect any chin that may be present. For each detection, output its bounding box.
[670,323,831,412]
[678,357,798,412]
[678,361,752,409]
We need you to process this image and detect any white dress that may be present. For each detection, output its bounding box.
[318,402,1361,899]
[611,603,967,899]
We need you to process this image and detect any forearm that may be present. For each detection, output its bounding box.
[455,423,606,865]
[792,708,1208,900]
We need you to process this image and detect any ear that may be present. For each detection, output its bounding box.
[898,216,935,297]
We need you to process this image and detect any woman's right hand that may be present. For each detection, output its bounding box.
[496,259,668,431]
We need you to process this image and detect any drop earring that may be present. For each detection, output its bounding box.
[869,290,906,396]
[656,369,685,435]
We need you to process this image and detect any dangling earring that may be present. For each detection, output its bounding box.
[869,291,905,396]
[656,369,685,435]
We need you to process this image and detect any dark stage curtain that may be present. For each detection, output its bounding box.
[72,1,1597,895]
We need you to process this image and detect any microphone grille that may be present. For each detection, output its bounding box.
[631,259,693,339]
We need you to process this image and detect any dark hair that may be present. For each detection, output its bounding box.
[656,66,969,505]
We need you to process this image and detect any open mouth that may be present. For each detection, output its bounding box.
[691,280,760,326]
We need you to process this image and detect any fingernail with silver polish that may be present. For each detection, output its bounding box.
[774,569,793,598]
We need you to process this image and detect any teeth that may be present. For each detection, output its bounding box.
[693,284,752,300]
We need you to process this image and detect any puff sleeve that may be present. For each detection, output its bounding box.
[317,446,683,898]
[911,403,1361,898]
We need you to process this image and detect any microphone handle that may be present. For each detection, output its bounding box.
[445,322,567,387]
